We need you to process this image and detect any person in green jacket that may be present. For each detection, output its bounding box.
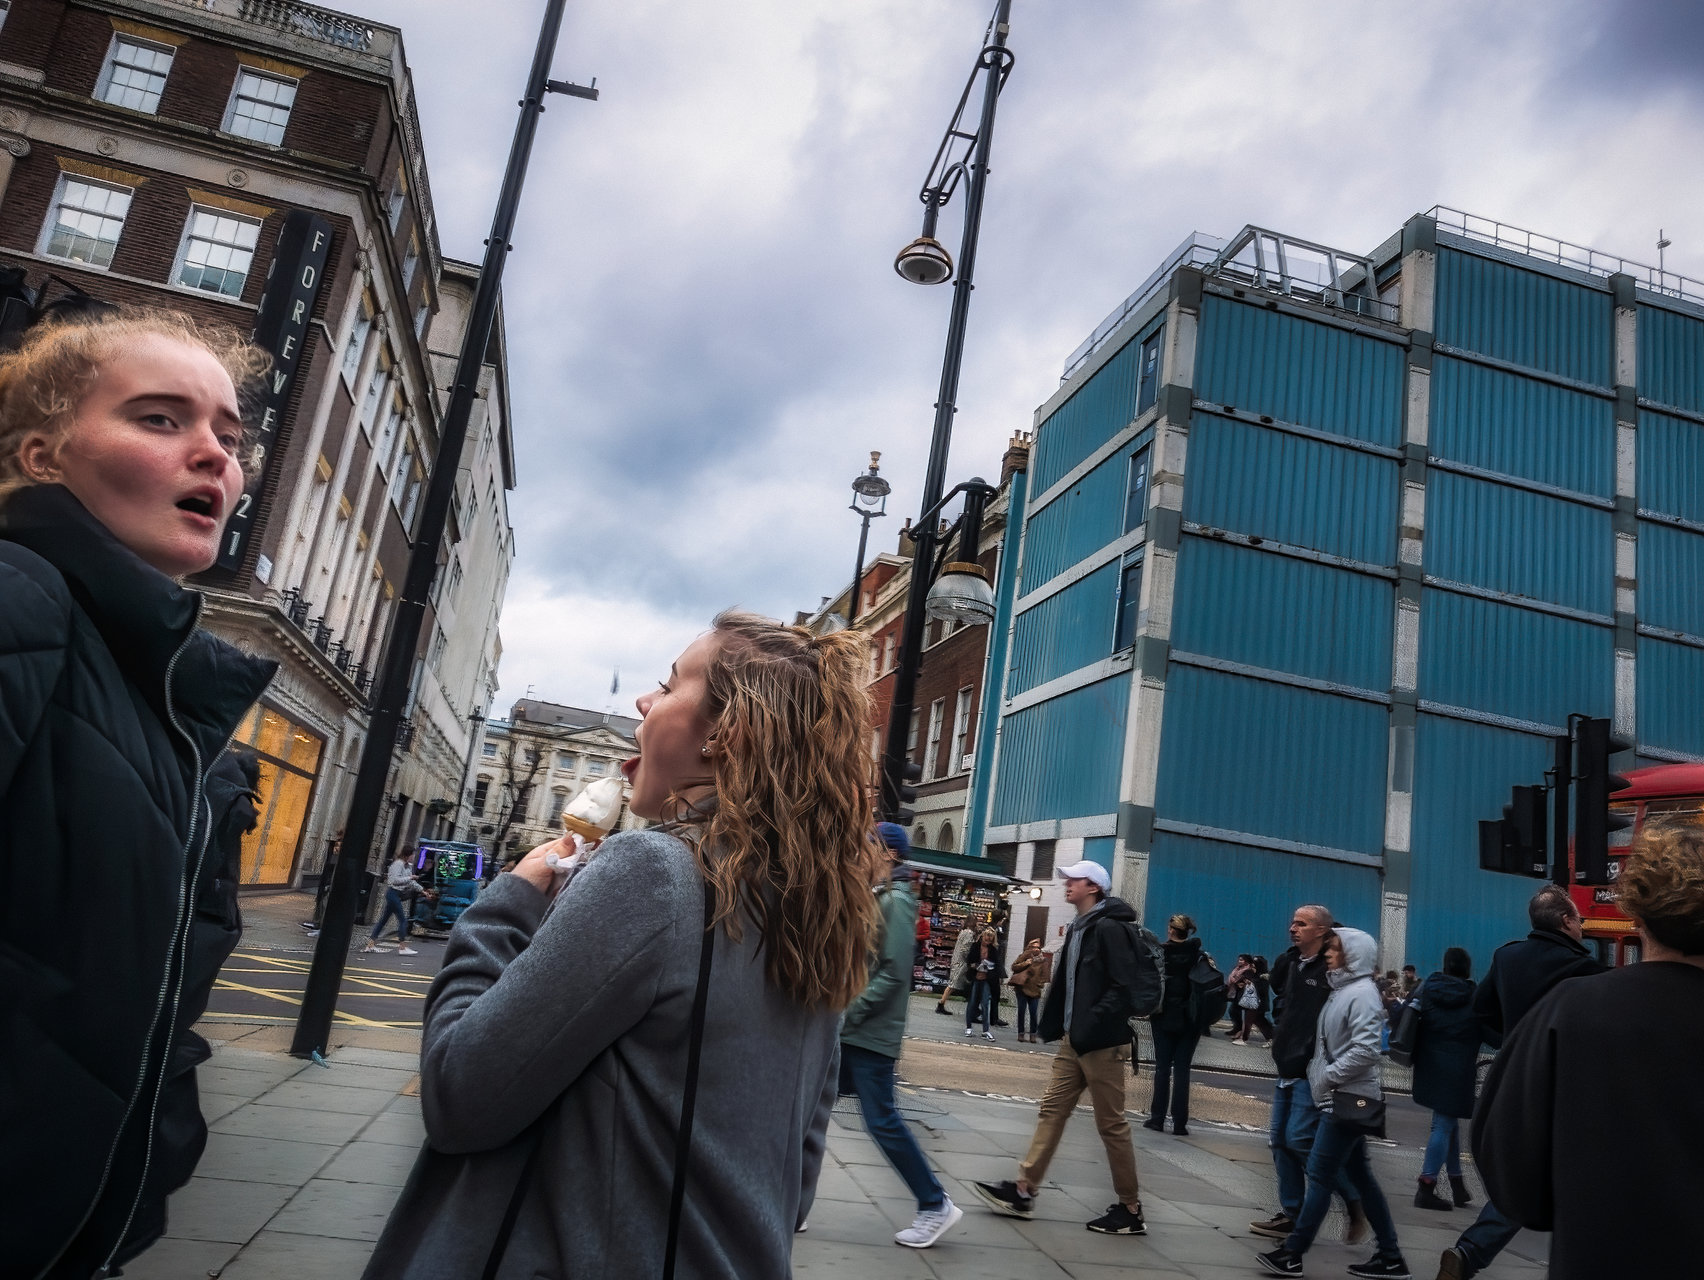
[840,823,962,1250]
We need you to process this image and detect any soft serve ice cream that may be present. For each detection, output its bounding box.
[545,775,627,871]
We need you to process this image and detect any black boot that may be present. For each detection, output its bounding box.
[1414,1177,1453,1211]
[1449,1175,1473,1207]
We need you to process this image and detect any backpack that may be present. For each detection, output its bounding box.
[1187,952,1228,1033]
[1123,921,1166,1021]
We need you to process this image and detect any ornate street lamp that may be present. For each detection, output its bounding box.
[847,451,891,626]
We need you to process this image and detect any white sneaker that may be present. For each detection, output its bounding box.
[398,946,419,956]
[983,1031,995,1041]
[895,1197,962,1249]
[964,1027,975,1037]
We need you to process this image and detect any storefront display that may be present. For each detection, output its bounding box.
[907,867,1011,992]
[230,703,324,886]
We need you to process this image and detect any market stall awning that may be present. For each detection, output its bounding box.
[903,847,1026,885]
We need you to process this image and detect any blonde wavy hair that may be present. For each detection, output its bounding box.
[675,610,883,1009]
[1620,824,1704,955]
[0,306,270,509]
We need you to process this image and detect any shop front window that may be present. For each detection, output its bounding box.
[231,704,324,885]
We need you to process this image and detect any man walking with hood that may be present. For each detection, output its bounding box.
[971,861,1148,1235]
[839,824,962,1249]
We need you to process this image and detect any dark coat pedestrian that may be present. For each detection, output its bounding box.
[1472,927,1604,1044]
[1035,895,1142,1054]
[1409,972,1481,1120]
[1,485,275,1278]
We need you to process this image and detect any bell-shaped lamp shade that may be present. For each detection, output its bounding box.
[894,236,954,285]
[924,562,995,626]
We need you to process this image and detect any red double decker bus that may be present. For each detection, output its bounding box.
[1572,762,1704,967]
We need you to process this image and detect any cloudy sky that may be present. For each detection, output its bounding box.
[352,0,1704,715]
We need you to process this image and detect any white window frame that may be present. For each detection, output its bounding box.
[340,298,373,387]
[387,165,407,231]
[882,632,895,672]
[547,790,568,826]
[361,347,392,428]
[923,697,945,782]
[95,34,175,115]
[907,707,920,758]
[37,173,132,269]
[585,758,607,776]
[402,232,420,292]
[222,66,298,146]
[951,686,974,775]
[389,434,415,509]
[170,203,262,299]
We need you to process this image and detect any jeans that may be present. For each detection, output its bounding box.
[1015,992,1040,1035]
[841,1044,945,1211]
[1149,1023,1200,1127]
[369,887,409,943]
[1422,1111,1463,1179]
[1269,1078,1362,1220]
[966,980,995,1031]
[1284,1112,1401,1257]
[1455,1199,1522,1273]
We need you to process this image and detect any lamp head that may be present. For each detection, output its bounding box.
[851,451,891,513]
[924,561,995,626]
[894,235,954,286]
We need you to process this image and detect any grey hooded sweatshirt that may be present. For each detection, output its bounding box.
[1306,927,1384,1111]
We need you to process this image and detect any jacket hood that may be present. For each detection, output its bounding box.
[1329,927,1379,987]
[1422,972,1474,1008]
[1096,895,1137,923]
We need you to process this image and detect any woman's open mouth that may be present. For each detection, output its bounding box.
[175,494,219,528]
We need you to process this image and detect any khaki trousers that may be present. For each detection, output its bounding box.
[1019,1040,1141,1206]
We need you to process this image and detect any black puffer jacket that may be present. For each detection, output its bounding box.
[0,485,276,1279]
[1410,972,1484,1119]
[1037,895,1143,1055]
[1152,935,1204,1034]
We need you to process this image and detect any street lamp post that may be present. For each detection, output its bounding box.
[847,451,890,626]
[879,0,1015,823]
[290,0,597,1059]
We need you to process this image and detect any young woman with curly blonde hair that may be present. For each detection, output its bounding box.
[1,308,277,1277]
[367,610,883,1280]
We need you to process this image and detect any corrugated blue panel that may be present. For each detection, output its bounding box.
[1155,665,1387,853]
[1172,539,1392,690]
[1433,248,1613,387]
[1185,414,1399,565]
[1637,410,1704,523]
[1408,713,1562,972]
[1145,832,1382,964]
[1429,355,1613,496]
[1638,304,1704,413]
[1418,588,1612,725]
[990,674,1130,825]
[1637,521,1704,636]
[1031,335,1140,494]
[1082,836,1115,874]
[1637,637,1704,758]
[1424,471,1612,614]
[1021,450,1127,588]
[1009,563,1118,696]
[1195,296,1404,447]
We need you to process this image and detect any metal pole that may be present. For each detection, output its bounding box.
[291,0,579,1057]
[880,0,1013,820]
[848,511,872,626]
[448,710,486,840]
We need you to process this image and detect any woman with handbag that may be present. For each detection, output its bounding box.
[963,928,1005,1040]
[1257,927,1410,1279]
[1408,947,1480,1211]
[1228,954,1274,1046]
[1009,938,1050,1042]
[363,612,882,1280]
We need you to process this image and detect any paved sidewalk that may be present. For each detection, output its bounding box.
[127,1021,1546,1279]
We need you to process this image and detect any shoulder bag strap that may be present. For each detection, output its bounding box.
[482,1120,549,1280]
[662,879,718,1280]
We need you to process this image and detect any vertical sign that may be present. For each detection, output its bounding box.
[217,209,334,571]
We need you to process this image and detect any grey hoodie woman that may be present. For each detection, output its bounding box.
[1307,926,1385,1111]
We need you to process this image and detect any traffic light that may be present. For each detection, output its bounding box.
[1574,717,1633,886]
[1478,784,1547,877]
[884,760,923,826]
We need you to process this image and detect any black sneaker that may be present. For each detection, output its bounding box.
[970,1180,1033,1218]
[1256,1248,1304,1275]
[1141,1117,1166,1132]
[1346,1256,1411,1279]
[1249,1211,1294,1239]
[1086,1202,1146,1235]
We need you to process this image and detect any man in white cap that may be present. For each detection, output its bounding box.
[971,859,1149,1235]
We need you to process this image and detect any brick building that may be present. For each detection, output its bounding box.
[0,0,514,887]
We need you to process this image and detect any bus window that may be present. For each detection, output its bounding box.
[1641,799,1704,827]
[1621,936,1643,966]
[1588,938,1615,967]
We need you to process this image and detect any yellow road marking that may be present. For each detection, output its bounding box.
[212,977,390,1028]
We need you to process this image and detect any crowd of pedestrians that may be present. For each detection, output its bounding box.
[7,302,1704,1279]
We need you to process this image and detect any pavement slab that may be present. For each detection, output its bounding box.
[212,1100,376,1146]
[268,1177,402,1242]
[193,1132,341,1185]
[158,1175,297,1244]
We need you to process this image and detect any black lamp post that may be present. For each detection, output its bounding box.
[847,451,890,626]
[290,0,597,1059]
[879,0,1014,824]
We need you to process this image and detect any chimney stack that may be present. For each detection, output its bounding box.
[1001,430,1033,485]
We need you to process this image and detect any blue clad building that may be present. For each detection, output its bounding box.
[977,208,1704,971]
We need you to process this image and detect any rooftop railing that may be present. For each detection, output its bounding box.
[166,0,377,54]
[1430,205,1704,309]
[1063,232,1225,381]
